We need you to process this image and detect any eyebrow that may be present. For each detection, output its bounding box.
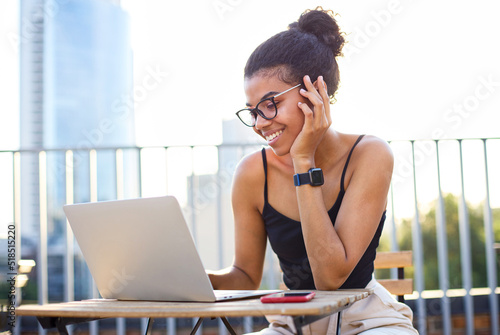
[245,91,279,107]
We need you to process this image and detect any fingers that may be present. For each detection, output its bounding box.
[317,76,332,125]
[290,75,332,161]
[299,75,323,109]
[298,75,331,127]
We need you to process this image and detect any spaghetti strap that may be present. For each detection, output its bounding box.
[340,135,365,192]
[261,148,269,203]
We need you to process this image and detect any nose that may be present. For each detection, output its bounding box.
[254,113,272,130]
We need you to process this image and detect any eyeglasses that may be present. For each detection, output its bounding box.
[236,83,301,127]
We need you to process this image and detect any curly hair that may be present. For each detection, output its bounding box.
[244,7,346,103]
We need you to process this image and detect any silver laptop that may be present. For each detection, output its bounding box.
[63,196,279,302]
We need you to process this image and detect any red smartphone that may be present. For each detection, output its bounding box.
[260,291,315,303]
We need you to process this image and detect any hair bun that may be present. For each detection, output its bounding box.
[289,7,345,57]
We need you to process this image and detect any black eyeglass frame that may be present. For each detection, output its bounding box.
[236,83,302,127]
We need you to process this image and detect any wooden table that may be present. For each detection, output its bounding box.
[16,289,372,335]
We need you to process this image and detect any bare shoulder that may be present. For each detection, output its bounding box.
[232,148,266,210]
[234,149,265,182]
[340,135,394,207]
[353,135,393,169]
[341,134,394,189]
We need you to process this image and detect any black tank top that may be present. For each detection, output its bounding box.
[261,135,385,289]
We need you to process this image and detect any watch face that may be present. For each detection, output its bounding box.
[309,168,324,186]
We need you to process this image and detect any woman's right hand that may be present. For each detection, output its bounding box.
[290,75,332,170]
[208,151,268,290]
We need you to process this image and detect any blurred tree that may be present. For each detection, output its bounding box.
[378,193,500,290]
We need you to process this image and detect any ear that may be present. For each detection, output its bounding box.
[313,79,320,90]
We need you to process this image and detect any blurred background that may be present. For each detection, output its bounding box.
[0,0,499,334]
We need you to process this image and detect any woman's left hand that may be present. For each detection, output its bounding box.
[289,75,332,166]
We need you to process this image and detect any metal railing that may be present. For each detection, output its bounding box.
[1,138,499,335]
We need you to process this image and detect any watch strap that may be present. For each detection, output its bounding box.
[294,168,324,186]
[293,172,311,186]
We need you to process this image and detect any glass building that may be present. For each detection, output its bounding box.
[20,0,136,301]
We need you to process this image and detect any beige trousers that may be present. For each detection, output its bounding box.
[251,278,419,335]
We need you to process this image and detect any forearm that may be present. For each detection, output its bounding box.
[292,158,351,289]
[207,265,260,290]
[292,142,393,290]
[295,184,349,289]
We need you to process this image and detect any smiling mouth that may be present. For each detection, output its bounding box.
[265,130,283,142]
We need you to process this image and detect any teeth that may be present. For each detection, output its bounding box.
[266,130,283,142]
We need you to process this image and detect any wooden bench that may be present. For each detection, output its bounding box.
[374,251,413,303]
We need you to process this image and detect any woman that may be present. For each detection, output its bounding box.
[208,7,418,335]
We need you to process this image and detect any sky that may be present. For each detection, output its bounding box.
[0,0,499,224]
[120,0,500,146]
[1,0,499,148]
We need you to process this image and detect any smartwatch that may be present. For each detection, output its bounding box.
[293,168,324,186]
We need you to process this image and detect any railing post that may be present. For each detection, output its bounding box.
[116,148,124,200]
[216,147,229,335]
[189,146,197,244]
[115,148,126,335]
[12,152,22,335]
[89,149,99,335]
[216,146,224,272]
[137,147,143,198]
[457,140,474,335]
[388,185,399,280]
[135,147,150,333]
[164,147,169,194]
[189,146,202,335]
[481,139,499,335]
[410,141,427,335]
[167,318,176,335]
[162,147,177,335]
[64,151,75,335]
[434,141,451,335]
[38,151,48,335]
